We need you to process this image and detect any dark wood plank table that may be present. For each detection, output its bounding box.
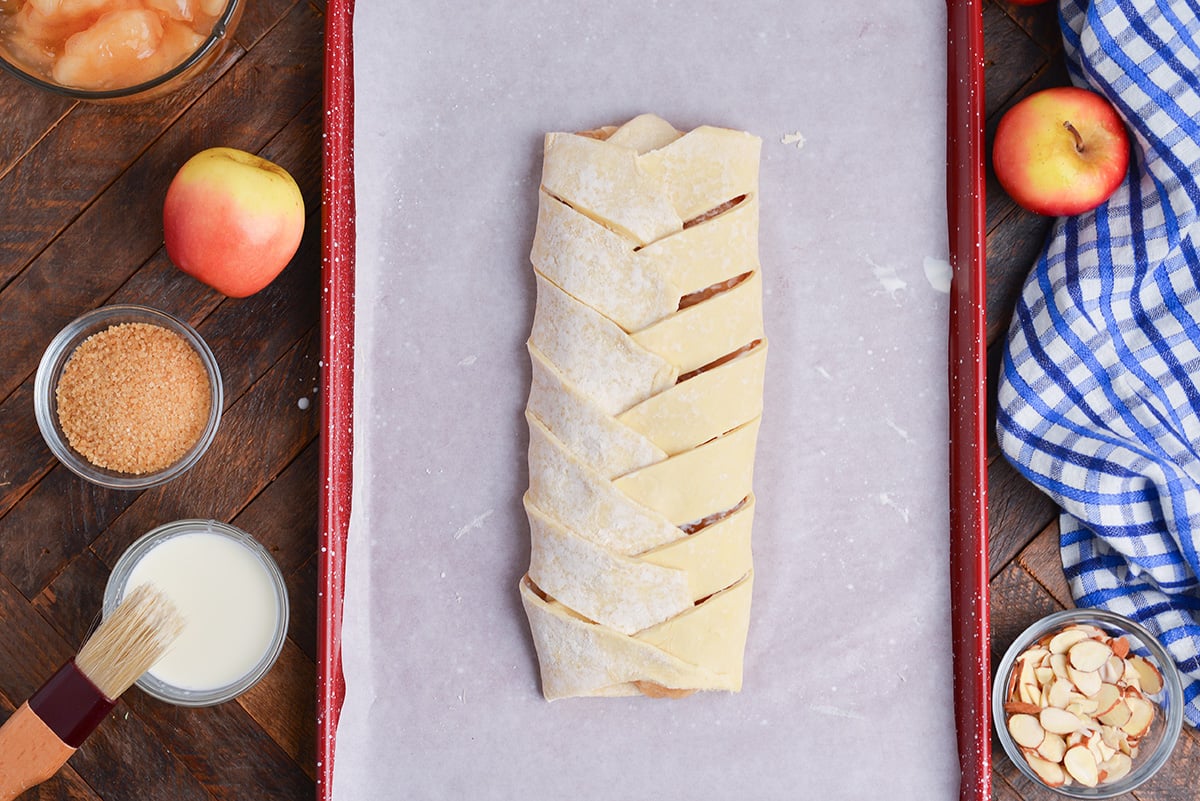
[1,2,1194,800]
[0,2,323,798]
[985,1,1200,798]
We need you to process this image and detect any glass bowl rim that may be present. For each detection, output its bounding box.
[992,607,1185,798]
[102,518,290,707]
[33,303,223,490]
[0,0,242,101]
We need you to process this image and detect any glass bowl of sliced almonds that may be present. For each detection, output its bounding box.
[993,608,1184,798]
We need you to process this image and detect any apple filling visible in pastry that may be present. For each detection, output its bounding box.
[519,114,765,699]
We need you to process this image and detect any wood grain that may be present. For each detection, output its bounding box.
[983,1,1200,798]
[1,0,1192,799]
[1013,520,1073,609]
[0,1,322,798]
[987,454,1059,579]
[982,0,1048,119]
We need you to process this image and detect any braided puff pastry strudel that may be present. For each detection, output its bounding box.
[519,114,765,700]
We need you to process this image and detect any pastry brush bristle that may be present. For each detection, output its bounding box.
[74,583,184,700]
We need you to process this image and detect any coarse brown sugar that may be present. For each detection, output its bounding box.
[55,322,212,475]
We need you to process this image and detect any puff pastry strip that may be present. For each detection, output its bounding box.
[521,114,764,699]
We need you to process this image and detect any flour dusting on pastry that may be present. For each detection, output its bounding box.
[519,114,765,700]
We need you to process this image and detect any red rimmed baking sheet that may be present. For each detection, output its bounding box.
[316,0,989,797]
[945,0,991,798]
[316,1,353,798]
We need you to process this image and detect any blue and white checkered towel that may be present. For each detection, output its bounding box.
[997,0,1200,726]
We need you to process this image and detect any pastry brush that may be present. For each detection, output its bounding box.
[0,583,183,800]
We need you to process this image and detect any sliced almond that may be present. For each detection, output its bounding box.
[1035,666,1055,687]
[1068,665,1103,698]
[1123,683,1145,700]
[1024,645,1052,663]
[1068,624,1106,638]
[1100,753,1132,783]
[1067,697,1100,717]
[1092,683,1122,717]
[1004,700,1043,716]
[1069,638,1113,672]
[1091,733,1117,763]
[1122,658,1141,689]
[1046,678,1075,709]
[1099,725,1123,751]
[1129,655,1164,695]
[1041,706,1086,735]
[1110,636,1130,659]
[1026,754,1067,788]
[1018,657,1040,704]
[1007,665,1021,700]
[1050,652,1070,680]
[1122,696,1155,739]
[1064,745,1100,787]
[1101,654,1125,684]
[1049,629,1091,654]
[1098,698,1133,728]
[1036,731,1067,763]
[1008,713,1046,748]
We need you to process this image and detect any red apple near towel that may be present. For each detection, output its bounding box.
[992,86,1130,217]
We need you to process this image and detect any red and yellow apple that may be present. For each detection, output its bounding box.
[163,147,305,297]
[992,86,1130,217]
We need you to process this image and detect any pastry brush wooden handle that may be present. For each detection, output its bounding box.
[0,662,116,800]
[0,702,76,801]
[0,586,175,800]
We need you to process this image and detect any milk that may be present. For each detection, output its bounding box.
[124,529,281,691]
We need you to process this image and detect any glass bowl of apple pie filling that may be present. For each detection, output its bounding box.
[0,0,243,103]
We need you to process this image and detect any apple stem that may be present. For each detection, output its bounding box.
[1063,120,1085,153]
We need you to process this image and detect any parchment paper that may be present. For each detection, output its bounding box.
[335,2,960,798]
